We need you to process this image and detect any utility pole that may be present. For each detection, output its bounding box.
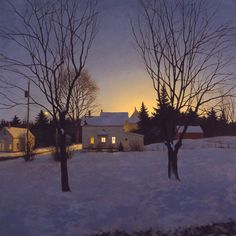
[25,81,30,161]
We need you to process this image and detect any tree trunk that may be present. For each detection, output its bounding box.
[166,142,181,181]
[59,112,71,192]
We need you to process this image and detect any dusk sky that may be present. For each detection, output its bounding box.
[0,0,236,121]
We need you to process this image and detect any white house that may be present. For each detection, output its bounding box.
[0,127,35,152]
[124,107,140,132]
[82,109,144,151]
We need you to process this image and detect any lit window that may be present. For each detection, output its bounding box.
[112,136,116,144]
[101,137,106,143]
[90,137,95,145]
[9,144,12,150]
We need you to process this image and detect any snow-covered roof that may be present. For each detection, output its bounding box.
[5,127,34,138]
[84,112,129,126]
[177,125,203,133]
[82,110,141,127]
[128,107,140,124]
[97,129,109,136]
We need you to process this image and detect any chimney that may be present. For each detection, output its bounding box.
[88,110,91,117]
[100,109,103,115]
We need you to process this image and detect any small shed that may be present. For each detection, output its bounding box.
[0,127,35,152]
[177,126,204,139]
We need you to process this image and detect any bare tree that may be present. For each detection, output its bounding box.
[0,0,98,191]
[60,70,98,121]
[132,0,235,180]
[219,95,235,124]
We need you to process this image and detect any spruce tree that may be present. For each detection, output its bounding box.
[152,85,176,141]
[11,115,21,127]
[33,110,51,147]
[188,108,197,123]
[138,102,150,134]
[203,108,219,137]
[35,110,49,127]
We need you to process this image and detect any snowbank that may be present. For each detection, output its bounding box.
[0,144,82,159]
[145,136,236,151]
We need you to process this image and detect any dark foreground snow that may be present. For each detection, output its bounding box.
[91,220,236,235]
[0,138,236,235]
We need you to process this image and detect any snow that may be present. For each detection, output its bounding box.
[83,115,128,126]
[82,112,139,126]
[145,136,236,151]
[0,137,236,235]
[0,144,82,159]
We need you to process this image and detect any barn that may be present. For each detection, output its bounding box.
[177,126,204,139]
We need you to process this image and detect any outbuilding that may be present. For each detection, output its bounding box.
[0,127,35,152]
[176,125,204,139]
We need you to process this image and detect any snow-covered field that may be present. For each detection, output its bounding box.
[0,137,236,236]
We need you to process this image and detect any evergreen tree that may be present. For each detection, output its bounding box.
[179,108,199,126]
[35,110,49,127]
[152,85,170,122]
[138,102,150,134]
[0,119,6,128]
[152,85,178,142]
[219,110,228,126]
[32,110,51,147]
[11,115,21,127]
[202,108,219,137]
[207,108,218,123]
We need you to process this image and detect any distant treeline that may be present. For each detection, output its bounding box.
[136,101,236,145]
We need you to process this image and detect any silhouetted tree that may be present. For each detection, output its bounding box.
[32,110,52,147]
[132,0,234,180]
[201,108,219,137]
[60,70,98,143]
[179,108,200,126]
[0,119,6,128]
[152,86,175,142]
[138,102,150,133]
[0,0,98,192]
[35,111,49,127]
[138,102,150,144]
[11,115,21,127]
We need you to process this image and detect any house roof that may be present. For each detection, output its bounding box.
[97,129,109,136]
[128,107,140,124]
[5,127,34,138]
[83,112,129,126]
[177,126,203,133]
